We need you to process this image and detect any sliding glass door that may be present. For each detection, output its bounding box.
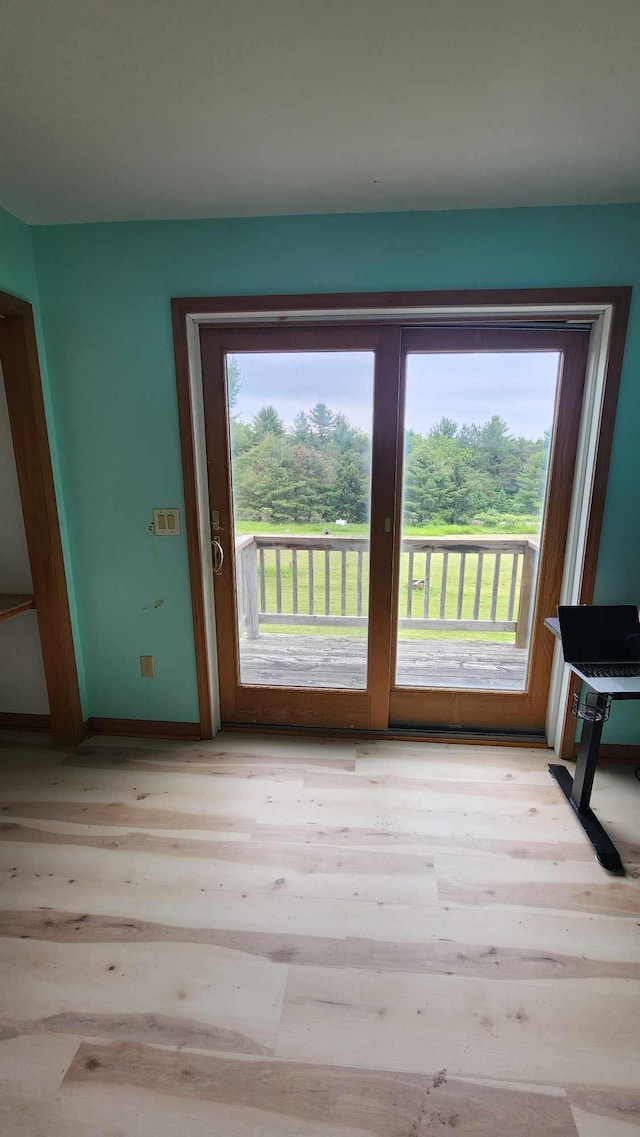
[389,328,588,732]
[200,325,399,729]
[200,322,588,734]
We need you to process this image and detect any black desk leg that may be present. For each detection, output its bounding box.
[571,691,605,812]
[549,693,624,875]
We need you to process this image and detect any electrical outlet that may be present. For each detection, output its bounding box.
[140,655,155,678]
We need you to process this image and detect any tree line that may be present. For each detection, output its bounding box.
[230,399,550,525]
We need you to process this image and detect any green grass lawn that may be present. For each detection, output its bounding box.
[235,517,539,538]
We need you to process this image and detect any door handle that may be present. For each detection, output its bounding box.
[212,536,224,576]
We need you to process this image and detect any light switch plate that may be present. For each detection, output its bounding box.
[152,508,181,535]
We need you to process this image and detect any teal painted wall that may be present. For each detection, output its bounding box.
[31,204,640,739]
[0,207,86,713]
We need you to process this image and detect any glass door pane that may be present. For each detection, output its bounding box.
[396,351,560,691]
[226,351,375,689]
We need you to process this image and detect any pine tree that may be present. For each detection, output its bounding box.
[332,453,368,522]
[308,403,335,442]
[292,411,311,442]
[252,405,285,439]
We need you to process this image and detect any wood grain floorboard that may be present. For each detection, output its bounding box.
[344,935,640,981]
[251,820,598,859]
[175,732,357,763]
[278,964,640,1087]
[306,768,565,803]
[0,765,300,803]
[0,872,349,931]
[355,743,555,781]
[0,821,254,852]
[436,852,640,917]
[81,732,356,760]
[2,892,637,981]
[64,1040,579,1136]
[0,731,637,1135]
[257,797,585,844]
[570,1108,640,1136]
[290,782,572,818]
[0,838,438,904]
[347,901,640,973]
[2,1032,372,1137]
[0,937,287,1053]
[0,1011,272,1054]
[0,907,347,968]
[569,1087,640,1134]
[251,818,640,859]
[0,800,256,832]
[0,821,436,876]
[68,746,355,773]
[64,755,315,781]
[9,759,307,798]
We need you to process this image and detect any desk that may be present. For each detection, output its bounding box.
[545,616,637,875]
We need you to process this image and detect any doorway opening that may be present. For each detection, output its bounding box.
[0,289,83,745]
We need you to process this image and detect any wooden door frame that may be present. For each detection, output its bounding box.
[0,289,84,745]
[172,286,631,745]
[388,325,589,733]
[198,323,401,730]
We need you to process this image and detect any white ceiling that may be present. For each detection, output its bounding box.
[2,0,640,225]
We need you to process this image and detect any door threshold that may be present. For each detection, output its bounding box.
[221,721,549,748]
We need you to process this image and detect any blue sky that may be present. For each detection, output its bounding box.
[230,350,560,441]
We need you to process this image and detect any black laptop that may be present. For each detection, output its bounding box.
[557,604,640,691]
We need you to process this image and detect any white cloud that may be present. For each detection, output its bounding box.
[231,349,559,440]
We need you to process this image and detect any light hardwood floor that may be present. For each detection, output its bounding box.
[0,731,639,1136]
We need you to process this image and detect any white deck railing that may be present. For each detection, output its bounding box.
[235,534,537,648]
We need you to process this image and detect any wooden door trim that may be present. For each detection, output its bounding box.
[527,331,589,723]
[171,302,214,737]
[173,286,631,318]
[172,287,631,740]
[0,289,84,745]
[198,327,241,721]
[558,286,632,758]
[401,327,590,352]
[198,325,397,351]
[366,326,402,729]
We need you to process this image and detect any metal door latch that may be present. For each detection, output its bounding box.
[212,536,224,575]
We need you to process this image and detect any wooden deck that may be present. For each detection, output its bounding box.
[239,634,528,689]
